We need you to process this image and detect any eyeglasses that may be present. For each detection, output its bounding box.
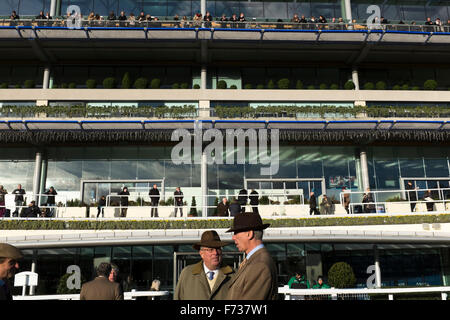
[200,248,222,253]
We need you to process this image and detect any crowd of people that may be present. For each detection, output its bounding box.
[7,10,450,31]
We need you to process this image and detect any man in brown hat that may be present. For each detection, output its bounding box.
[226,212,278,300]
[0,243,23,300]
[174,230,234,300]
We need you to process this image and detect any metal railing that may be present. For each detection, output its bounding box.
[278,285,450,300]
[1,18,449,33]
[13,290,169,300]
[0,193,67,218]
[340,187,450,214]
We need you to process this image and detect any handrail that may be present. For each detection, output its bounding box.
[278,285,450,300]
[12,290,169,300]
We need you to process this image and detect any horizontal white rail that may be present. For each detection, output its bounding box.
[13,290,169,300]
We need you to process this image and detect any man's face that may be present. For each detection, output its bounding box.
[199,247,222,270]
[109,269,117,282]
[318,278,323,285]
[232,231,251,253]
[0,258,19,279]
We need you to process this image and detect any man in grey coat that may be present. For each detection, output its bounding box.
[174,230,234,300]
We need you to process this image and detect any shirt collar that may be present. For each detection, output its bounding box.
[203,264,218,276]
[246,243,264,260]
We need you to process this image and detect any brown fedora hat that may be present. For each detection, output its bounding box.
[193,230,229,250]
[226,212,270,233]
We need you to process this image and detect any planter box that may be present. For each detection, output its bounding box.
[56,207,87,218]
[89,206,179,218]
[385,202,411,214]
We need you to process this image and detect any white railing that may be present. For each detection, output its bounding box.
[1,193,67,217]
[278,285,450,300]
[340,187,450,214]
[13,290,169,300]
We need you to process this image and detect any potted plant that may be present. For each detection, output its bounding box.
[296,80,303,89]
[277,78,290,89]
[423,79,437,90]
[24,80,36,88]
[150,78,161,89]
[217,80,227,89]
[86,79,97,89]
[133,77,148,89]
[375,81,386,90]
[328,262,356,288]
[344,80,355,90]
[363,82,374,90]
[121,72,132,89]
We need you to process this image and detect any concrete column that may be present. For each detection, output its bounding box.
[50,0,57,17]
[56,0,62,16]
[352,68,360,90]
[374,245,382,288]
[199,100,210,118]
[43,67,50,90]
[201,151,208,217]
[29,260,36,295]
[33,152,43,204]
[201,0,206,17]
[201,66,207,90]
[360,149,370,191]
[39,159,48,196]
[344,0,352,22]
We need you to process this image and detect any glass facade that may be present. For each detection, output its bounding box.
[12,242,450,296]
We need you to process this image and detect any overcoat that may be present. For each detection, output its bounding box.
[80,276,123,300]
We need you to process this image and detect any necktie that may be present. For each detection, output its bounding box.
[207,271,214,280]
[239,258,247,270]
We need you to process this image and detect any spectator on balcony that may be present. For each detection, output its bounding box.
[299,15,307,24]
[20,200,41,218]
[229,198,241,217]
[320,194,332,215]
[204,11,213,27]
[309,190,319,215]
[219,13,228,28]
[249,189,259,214]
[220,13,228,22]
[128,12,136,26]
[380,16,388,24]
[138,11,146,22]
[230,13,238,28]
[291,13,300,23]
[149,184,160,217]
[362,188,376,213]
[174,187,184,217]
[12,184,25,217]
[145,14,152,22]
[180,15,188,28]
[87,11,95,21]
[425,17,434,25]
[238,12,246,28]
[318,15,327,24]
[238,188,248,213]
[342,186,350,214]
[216,197,230,216]
[193,13,202,27]
[36,11,46,20]
[288,272,310,289]
[337,17,346,30]
[118,11,127,26]
[118,186,129,217]
[10,11,19,20]
[44,186,57,217]
[313,276,330,289]
[97,195,106,218]
[107,11,117,21]
[0,186,7,218]
[424,189,434,212]
[405,181,418,212]
[173,14,180,27]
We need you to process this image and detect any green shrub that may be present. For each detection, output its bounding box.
[392,84,401,90]
[133,77,148,89]
[150,78,161,89]
[267,79,275,89]
[193,84,200,89]
[375,81,386,90]
[217,80,227,89]
[121,72,132,89]
[344,80,355,90]
[330,83,339,90]
[172,83,180,89]
[229,85,237,89]
[24,80,35,88]
[86,79,97,89]
[259,196,270,205]
[52,84,59,89]
[411,86,420,90]
[244,83,253,89]
[363,82,374,90]
[277,78,290,89]
[61,83,68,89]
[423,79,437,90]
[328,262,356,288]
[180,82,189,89]
[256,84,265,89]
[307,85,315,89]
[68,82,77,89]
[319,83,328,90]
[401,84,409,90]
[103,77,117,89]
[296,80,303,89]
[0,83,8,89]
[189,196,198,216]
[14,84,21,88]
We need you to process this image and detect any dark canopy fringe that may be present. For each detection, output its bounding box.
[0,129,448,145]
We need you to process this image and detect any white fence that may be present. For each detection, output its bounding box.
[278,285,450,300]
[13,290,169,300]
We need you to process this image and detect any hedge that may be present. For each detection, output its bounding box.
[1,213,449,230]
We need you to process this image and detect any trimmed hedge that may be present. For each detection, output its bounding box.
[1,214,450,230]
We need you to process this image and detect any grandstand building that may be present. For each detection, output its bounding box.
[0,0,450,297]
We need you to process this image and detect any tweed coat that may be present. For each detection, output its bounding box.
[80,276,123,300]
[227,247,278,300]
[174,261,234,300]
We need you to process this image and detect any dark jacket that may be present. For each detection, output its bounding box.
[405,183,417,201]
[238,189,248,206]
[98,197,106,207]
[229,201,241,216]
[174,190,184,206]
[149,188,160,205]
[216,202,229,216]
[21,204,41,217]
[0,280,12,301]
[118,190,129,206]
[12,188,25,202]
[249,191,259,205]
[44,189,57,205]
[309,194,317,208]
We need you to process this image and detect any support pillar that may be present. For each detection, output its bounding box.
[359,149,370,191]
[201,66,207,90]
[50,0,57,17]
[201,151,208,217]
[33,152,43,204]
[43,67,50,90]
[343,0,352,22]
[200,41,207,90]
[352,68,360,90]
[200,0,206,17]
[374,245,382,288]
[29,260,36,295]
